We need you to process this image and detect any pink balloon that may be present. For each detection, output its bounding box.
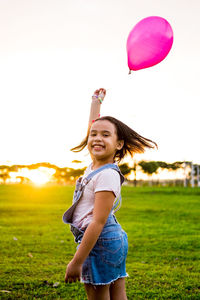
[127,16,173,71]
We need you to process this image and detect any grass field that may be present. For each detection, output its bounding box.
[0,185,200,299]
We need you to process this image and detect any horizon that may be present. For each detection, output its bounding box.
[0,160,189,185]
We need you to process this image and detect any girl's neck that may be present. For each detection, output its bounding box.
[91,158,115,170]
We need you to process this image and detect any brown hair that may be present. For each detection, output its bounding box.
[71,116,157,162]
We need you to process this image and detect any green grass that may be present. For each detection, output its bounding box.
[0,185,200,299]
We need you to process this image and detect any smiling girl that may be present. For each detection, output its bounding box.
[63,88,157,300]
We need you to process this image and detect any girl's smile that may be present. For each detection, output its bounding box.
[92,145,105,151]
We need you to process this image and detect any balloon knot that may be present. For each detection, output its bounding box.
[128,69,131,75]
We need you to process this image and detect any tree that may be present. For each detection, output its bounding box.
[132,160,138,187]
[119,163,132,176]
[0,173,10,184]
[68,168,86,179]
[139,161,159,185]
[52,167,86,183]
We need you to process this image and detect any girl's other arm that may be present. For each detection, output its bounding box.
[88,88,106,129]
[65,190,115,283]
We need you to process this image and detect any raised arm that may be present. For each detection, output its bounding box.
[88,88,106,130]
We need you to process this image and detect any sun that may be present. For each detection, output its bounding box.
[28,170,50,185]
[27,167,56,185]
[8,167,56,185]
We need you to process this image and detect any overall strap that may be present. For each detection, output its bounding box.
[112,195,122,213]
[83,163,124,187]
[62,163,124,225]
[83,163,124,214]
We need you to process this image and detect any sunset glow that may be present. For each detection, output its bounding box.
[26,168,56,185]
[9,167,56,185]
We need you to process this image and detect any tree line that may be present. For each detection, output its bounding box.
[0,160,198,186]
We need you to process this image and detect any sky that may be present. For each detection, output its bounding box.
[0,0,200,168]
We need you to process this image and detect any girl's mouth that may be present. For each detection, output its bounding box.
[92,145,105,151]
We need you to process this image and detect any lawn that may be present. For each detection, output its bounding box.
[0,185,200,299]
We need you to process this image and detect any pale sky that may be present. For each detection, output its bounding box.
[0,0,200,167]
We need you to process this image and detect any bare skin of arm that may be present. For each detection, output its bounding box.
[88,88,106,129]
[65,190,115,283]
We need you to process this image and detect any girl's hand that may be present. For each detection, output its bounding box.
[65,259,82,283]
[92,88,106,101]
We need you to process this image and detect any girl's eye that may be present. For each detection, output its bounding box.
[89,133,109,137]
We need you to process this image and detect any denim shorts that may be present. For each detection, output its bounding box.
[77,214,128,285]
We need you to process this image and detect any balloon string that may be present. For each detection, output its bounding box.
[128,69,131,75]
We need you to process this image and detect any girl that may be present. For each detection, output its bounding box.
[63,88,157,300]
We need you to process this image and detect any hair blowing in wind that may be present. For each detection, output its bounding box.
[71,116,158,162]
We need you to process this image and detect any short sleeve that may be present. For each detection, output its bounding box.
[93,169,121,198]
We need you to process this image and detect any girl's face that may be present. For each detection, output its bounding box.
[87,120,123,163]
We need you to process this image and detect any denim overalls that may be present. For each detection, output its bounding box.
[62,163,129,285]
[63,163,124,242]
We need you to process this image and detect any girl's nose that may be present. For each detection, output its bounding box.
[94,135,102,142]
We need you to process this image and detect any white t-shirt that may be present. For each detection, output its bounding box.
[72,163,121,230]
